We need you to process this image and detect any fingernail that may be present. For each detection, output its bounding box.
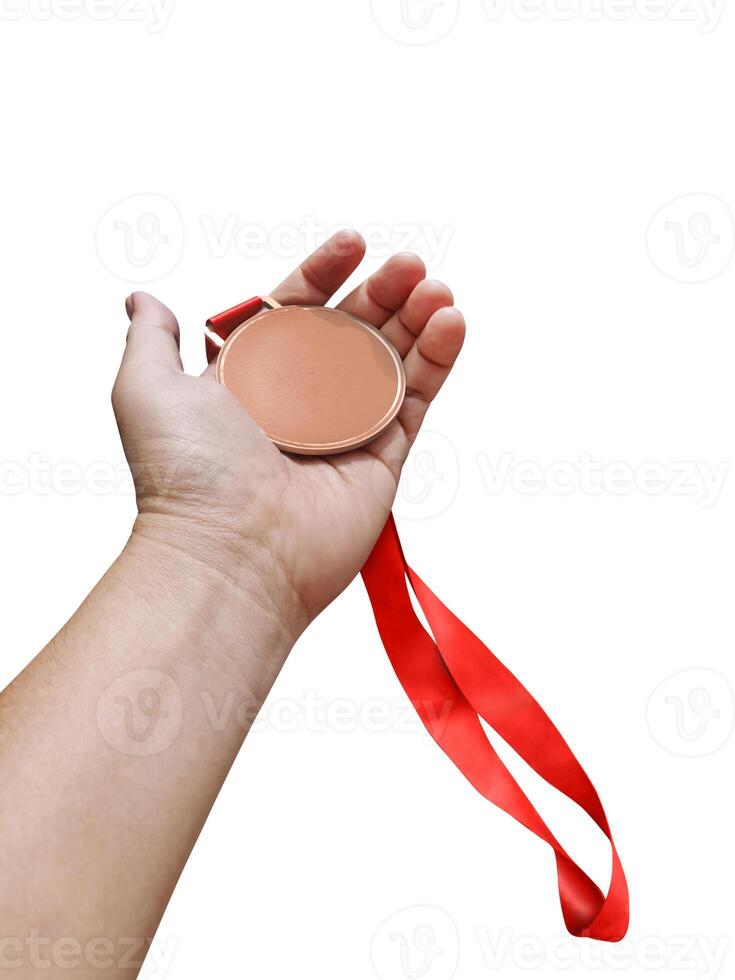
[332,228,364,256]
[125,294,136,319]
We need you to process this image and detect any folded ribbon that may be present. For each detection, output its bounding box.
[361,515,629,942]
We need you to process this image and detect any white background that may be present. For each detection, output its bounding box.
[1,1,734,978]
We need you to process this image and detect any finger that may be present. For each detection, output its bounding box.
[337,252,426,327]
[380,278,454,358]
[118,292,183,385]
[338,306,465,485]
[399,306,466,442]
[271,229,366,306]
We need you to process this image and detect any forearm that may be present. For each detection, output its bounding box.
[0,519,301,977]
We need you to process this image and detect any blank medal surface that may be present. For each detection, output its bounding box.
[217,305,406,455]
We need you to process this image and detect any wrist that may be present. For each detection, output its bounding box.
[119,514,307,689]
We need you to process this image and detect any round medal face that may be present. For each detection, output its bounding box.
[216,305,406,455]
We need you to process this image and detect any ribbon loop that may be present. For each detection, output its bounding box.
[362,515,629,943]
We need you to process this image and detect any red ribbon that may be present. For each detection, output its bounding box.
[362,516,629,942]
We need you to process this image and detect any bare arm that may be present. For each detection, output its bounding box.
[0,526,298,976]
[0,231,465,977]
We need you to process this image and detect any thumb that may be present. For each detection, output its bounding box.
[118,292,183,385]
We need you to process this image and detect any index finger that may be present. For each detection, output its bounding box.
[270,229,366,306]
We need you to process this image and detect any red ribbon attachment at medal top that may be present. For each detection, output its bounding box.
[205,295,263,363]
[205,301,630,943]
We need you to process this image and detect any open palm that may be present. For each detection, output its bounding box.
[113,231,465,630]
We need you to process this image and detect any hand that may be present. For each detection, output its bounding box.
[112,231,465,639]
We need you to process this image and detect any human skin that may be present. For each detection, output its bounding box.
[0,231,465,978]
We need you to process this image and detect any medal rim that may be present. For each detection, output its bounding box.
[216,304,407,456]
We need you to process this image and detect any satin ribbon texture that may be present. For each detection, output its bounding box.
[206,297,630,943]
